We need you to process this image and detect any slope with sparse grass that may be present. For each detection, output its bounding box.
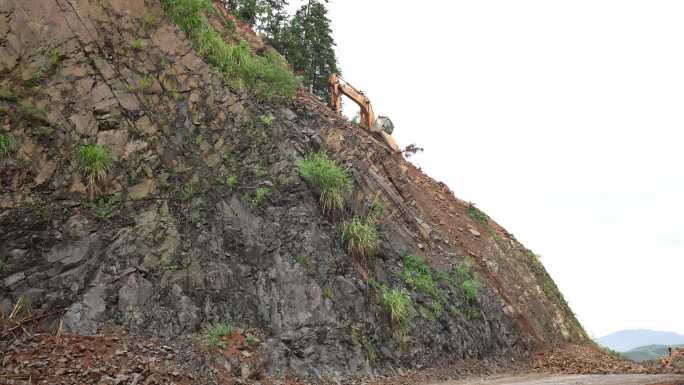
[0,0,592,383]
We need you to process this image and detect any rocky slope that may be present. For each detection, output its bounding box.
[1,0,587,382]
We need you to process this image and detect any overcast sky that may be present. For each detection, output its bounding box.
[290,1,684,338]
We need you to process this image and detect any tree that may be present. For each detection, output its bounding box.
[282,0,339,102]
[223,0,289,42]
[223,0,259,26]
[221,0,341,103]
[258,0,289,50]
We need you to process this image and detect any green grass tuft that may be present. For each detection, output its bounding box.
[89,193,120,220]
[298,152,351,212]
[341,216,380,261]
[138,75,154,90]
[162,0,300,100]
[369,199,386,222]
[246,334,258,346]
[402,254,436,296]
[460,278,480,302]
[467,202,488,224]
[127,75,155,93]
[380,286,415,334]
[181,184,195,201]
[30,126,54,139]
[131,38,145,51]
[77,144,113,186]
[259,114,274,125]
[140,14,159,32]
[18,101,48,120]
[250,187,271,207]
[48,50,62,65]
[455,259,480,302]
[0,133,17,159]
[225,175,238,190]
[202,323,233,350]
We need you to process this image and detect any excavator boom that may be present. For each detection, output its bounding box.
[329,74,401,153]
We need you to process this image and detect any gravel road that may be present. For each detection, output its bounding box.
[430,373,684,385]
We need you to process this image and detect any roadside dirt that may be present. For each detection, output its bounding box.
[0,332,218,385]
[430,373,684,385]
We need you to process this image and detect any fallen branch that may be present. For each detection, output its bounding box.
[1,308,67,338]
[0,374,31,381]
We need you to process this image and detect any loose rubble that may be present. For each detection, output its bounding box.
[531,344,684,375]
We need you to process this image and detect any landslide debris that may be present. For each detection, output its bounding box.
[532,344,684,375]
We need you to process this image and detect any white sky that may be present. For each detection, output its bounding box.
[291,0,684,338]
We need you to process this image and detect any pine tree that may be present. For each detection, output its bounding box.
[220,0,341,102]
[258,0,289,49]
[223,0,289,41]
[283,0,339,102]
[223,0,259,26]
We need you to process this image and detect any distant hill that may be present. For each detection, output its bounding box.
[597,330,684,352]
[624,344,684,362]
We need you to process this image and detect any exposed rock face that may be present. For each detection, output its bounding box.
[0,0,586,381]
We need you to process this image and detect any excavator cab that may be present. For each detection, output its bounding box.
[372,116,394,135]
[329,74,401,153]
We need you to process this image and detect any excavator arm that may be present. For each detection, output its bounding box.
[330,73,375,129]
[329,74,401,153]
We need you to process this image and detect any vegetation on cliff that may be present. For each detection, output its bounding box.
[163,0,301,99]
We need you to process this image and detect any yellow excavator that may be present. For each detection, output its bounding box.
[329,74,401,153]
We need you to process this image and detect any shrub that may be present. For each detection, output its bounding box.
[341,216,380,260]
[298,152,351,212]
[77,143,113,186]
[380,287,415,334]
[250,187,270,207]
[402,254,436,296]
[162,0,300,100]
[202,323,233,350]
[0,133,17,158]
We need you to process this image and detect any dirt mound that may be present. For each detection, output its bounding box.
[532,344,684,375]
